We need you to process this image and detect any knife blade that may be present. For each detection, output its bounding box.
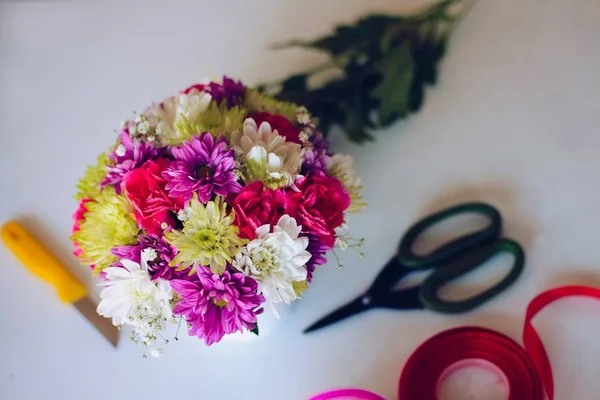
[1,220,119,347]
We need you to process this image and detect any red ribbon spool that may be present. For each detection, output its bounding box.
[398,285,600,400]
[398,326,543,399]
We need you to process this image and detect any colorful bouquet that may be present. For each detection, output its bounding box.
[71,77,365,355]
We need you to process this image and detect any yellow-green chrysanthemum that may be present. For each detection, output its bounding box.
[74,153,110,201]
[71,186,139,274]
[293,280,308,297]
[164,195,246,275]
[244,157,289,189]
[328,154,366,213]
[171,103,246,145]
[244,89,299,122]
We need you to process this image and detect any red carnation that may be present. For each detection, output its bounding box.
[287,171,351,247]
[123,158,185,236]
[251,112,301,144]
[229,181,287,239]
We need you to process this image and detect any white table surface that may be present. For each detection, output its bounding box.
[2,1,600,399]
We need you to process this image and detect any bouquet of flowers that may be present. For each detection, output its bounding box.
[71,77,364,355]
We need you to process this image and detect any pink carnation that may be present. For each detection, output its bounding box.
[287,171,350,247]
[123,158,185,236]
[251,112,301,144]
[229,181,287,239]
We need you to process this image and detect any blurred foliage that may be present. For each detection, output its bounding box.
[262,0,472,142]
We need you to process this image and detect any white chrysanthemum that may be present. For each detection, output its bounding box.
[233,215,311,317]
[97,254,173,356]
[176,89,212,122]
[148,88,212,144]
[231,118,302,188]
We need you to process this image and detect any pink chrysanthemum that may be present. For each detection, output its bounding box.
[102,131,158,193]
[162,133,241,204]
[170,266,265,345]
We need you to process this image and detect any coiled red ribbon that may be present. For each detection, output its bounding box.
[398,285,600,399]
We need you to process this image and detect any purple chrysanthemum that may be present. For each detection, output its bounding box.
[162,133,241,204]
[111,234,189,280]
[170,266,265,345]
[305,235,331,282]
[102,131,158,193]
[206,76,245,107]
[301,148,330,175]
[309,132,331,155]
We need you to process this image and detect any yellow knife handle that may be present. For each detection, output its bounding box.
[1,220,88,304]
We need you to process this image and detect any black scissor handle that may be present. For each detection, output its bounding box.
[397,202,502,270]
[419,238,525,313]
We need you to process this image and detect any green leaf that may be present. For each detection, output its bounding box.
[372,42,415,126]
[266,0,465,141]
[413,31,447,85]
[356,14,403,32]
[250,325,259,336]
[408,78,425,112]
[281,74,308,93]
[344,105,372,142]
[287,14,402,56]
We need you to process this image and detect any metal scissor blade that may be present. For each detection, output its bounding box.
[303,297,367,334]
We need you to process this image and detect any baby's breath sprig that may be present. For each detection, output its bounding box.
[295,106,317,144]
[331,248,344,270]
[126,306,177,359]
[332,232,366,270]
[174,316,184,342]
[118,110,168,146]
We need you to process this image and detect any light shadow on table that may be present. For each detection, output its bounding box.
[546,268,600,289]
[15,214,97,296]
[359,311,524,399]
[416,180,538,249]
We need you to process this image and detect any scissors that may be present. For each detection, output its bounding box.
[304,202,525,334]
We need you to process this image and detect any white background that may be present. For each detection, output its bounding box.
[2,0,600,399]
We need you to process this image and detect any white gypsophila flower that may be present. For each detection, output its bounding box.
[296,107,311,125]
[137,120,151,135]
[97,254,173,355]
[177,207,192,222]
[142,247,157,262]
[233,215,311,317]
[115,144,126,157]
[299,131,310,143]
[334,223,351,250]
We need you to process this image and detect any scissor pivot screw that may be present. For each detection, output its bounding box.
[362,296,372,306]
